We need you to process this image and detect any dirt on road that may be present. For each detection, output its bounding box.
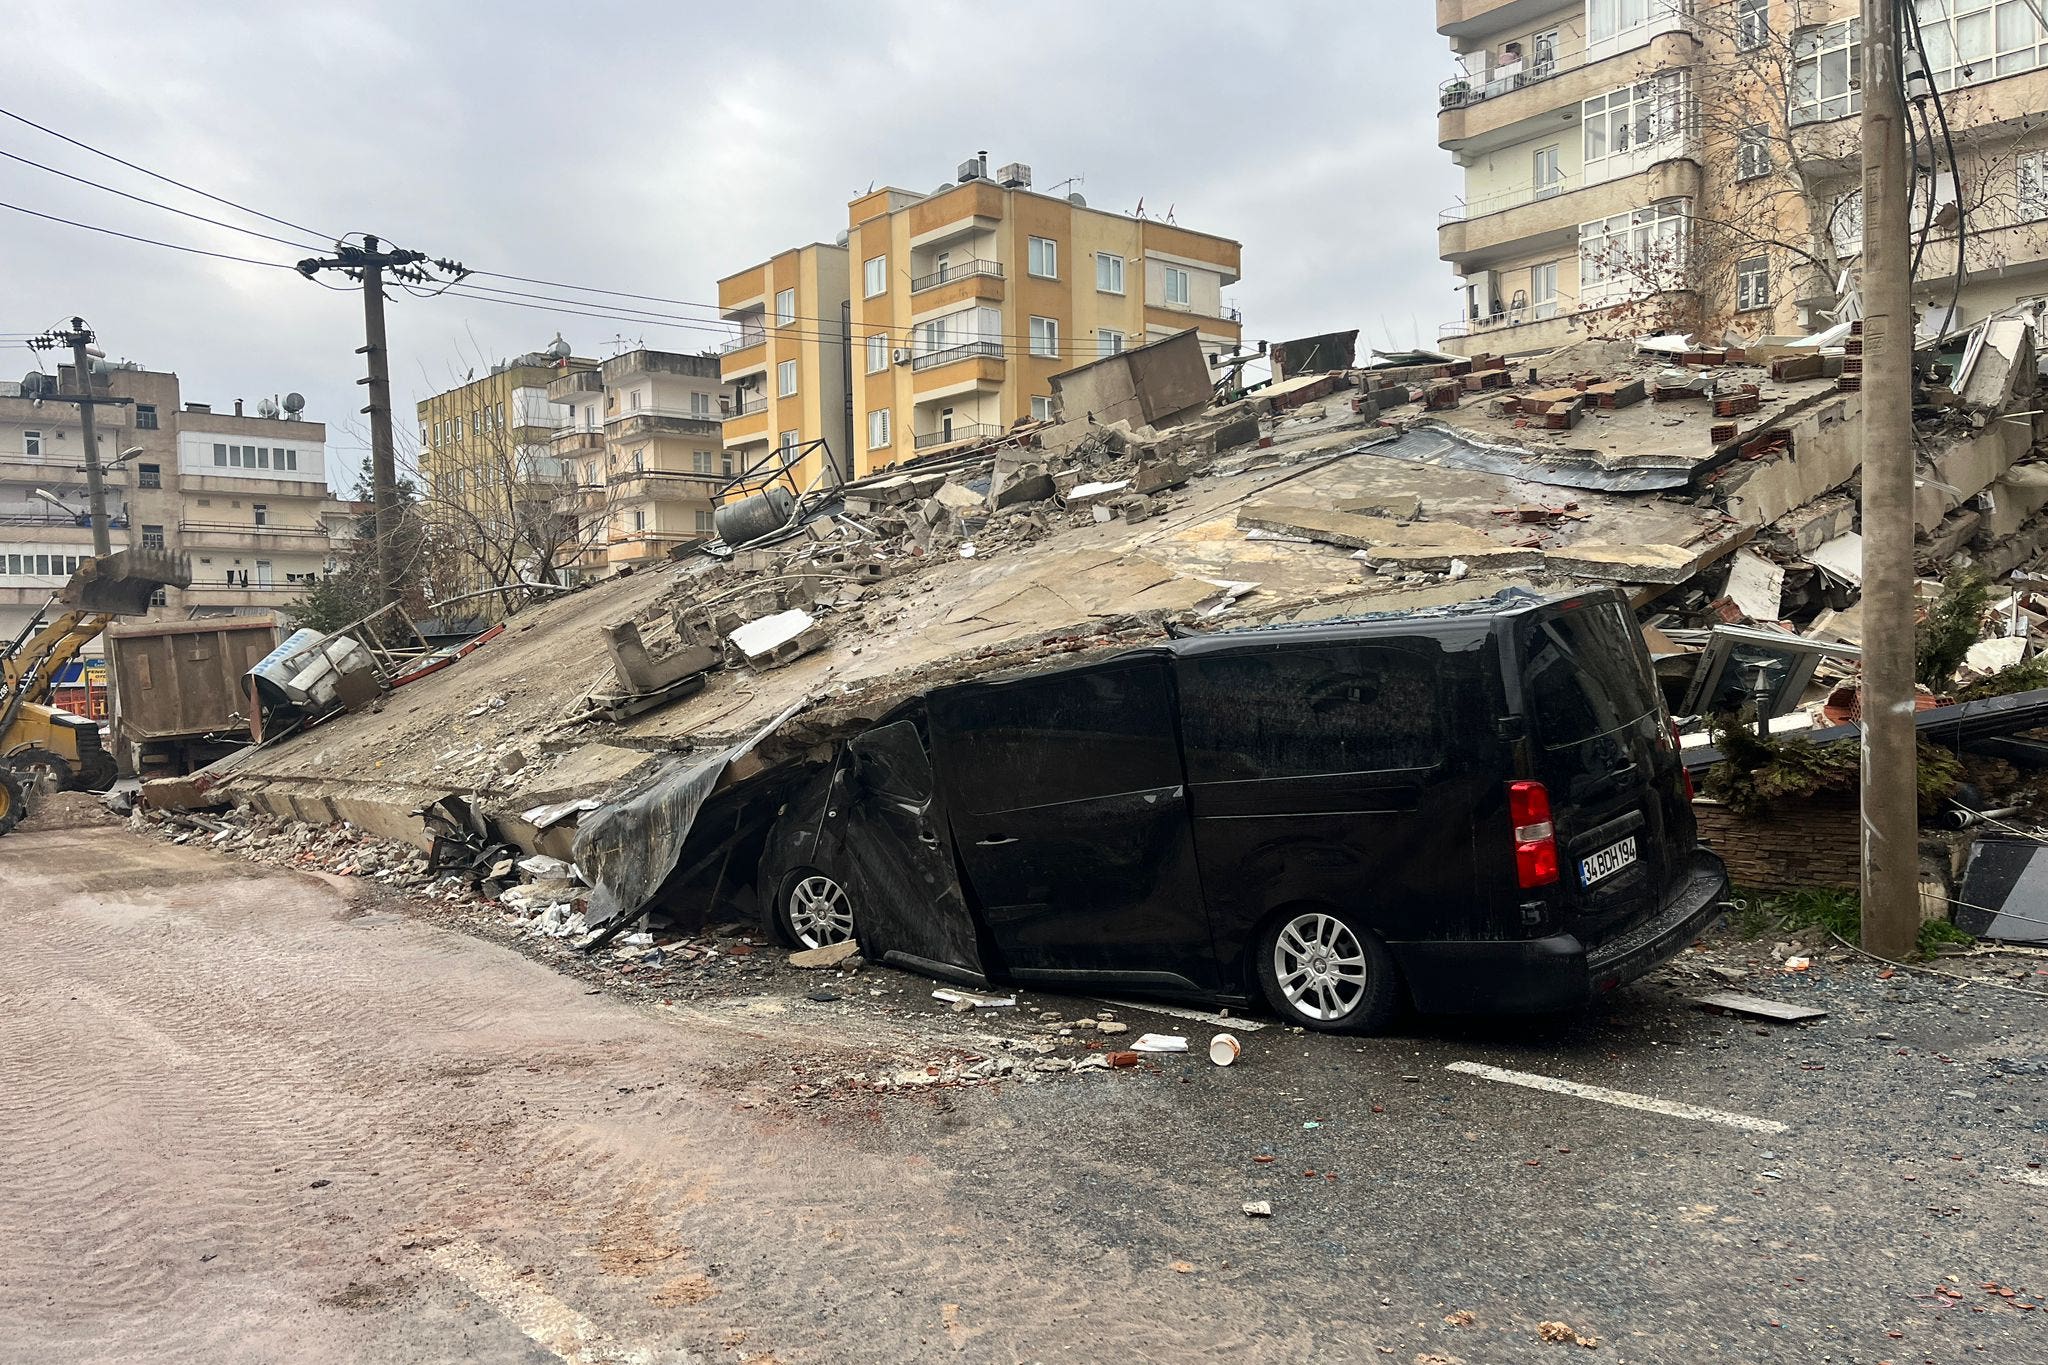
[4,810,2046,1364]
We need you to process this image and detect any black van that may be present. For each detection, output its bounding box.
[758,588,1729,1032]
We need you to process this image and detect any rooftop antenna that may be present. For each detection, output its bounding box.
[1047,174,1084,198]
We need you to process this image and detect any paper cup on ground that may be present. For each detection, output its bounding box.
[1209,1033,1242,1065]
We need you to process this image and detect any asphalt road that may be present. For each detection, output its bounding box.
[3,817,2045,1364]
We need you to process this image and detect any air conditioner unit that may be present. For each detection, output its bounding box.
[893,348,913,365]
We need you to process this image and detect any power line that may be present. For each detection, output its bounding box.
[0,145,328,252]
[0,199,302,271]
[0,103,334,242]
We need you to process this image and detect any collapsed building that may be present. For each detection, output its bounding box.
[181,318,2048,940]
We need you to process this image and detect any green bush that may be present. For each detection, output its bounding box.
[1917,565,1991,692]
[1702,721,1960,819]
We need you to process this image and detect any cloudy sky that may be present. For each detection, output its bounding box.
[0,0,1461,493]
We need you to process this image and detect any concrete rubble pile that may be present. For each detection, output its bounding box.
[181,313,2048,936]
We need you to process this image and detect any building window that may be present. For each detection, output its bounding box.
[1916,0,2048,89]
[252,503,268,526]
[1530,261,1561,316]
[1030,316,1059,358]
[1533,145,1564,199]
[775,288,795,325]
[1031,395,1056,422]
[696,509,715,533]
[138,463,161,489]
[1736,254,1772,311]
[1790,20,1862,125]
[1737,124,1772,180]
[690,391,712,416]
[867,333,890,373]
[780,429,800,454]
[282,449,297,471]
[23,430,41,457]
[1587,0,1658,44]
[864,255,887,297]
[1737,0,1768,50]
[213,442,226,466]
[140,523,165,549]
[1582,72,1688,168]
[496,402,505,429]
[1164,266,1191,307]
[632,509,646,532]
[693,450,713,473]
[632,449,645,472]
[778,359,798,396]
[1028,236,1058,279]
[2022,154,2048,219]
[1098,329,1125,357]
[1579,199,1690,292]
[869,407,891,449]
[1095,253,1125,294]
[135,404,158,430]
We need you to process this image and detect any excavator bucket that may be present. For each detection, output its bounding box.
[57,547,193,616]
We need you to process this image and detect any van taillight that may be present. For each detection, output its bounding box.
[1508,780,1560,889]
[1670,721,1694,799]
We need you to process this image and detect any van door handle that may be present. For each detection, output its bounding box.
[976,835,1017,846]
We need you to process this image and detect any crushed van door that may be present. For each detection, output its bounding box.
[838,718,991,985]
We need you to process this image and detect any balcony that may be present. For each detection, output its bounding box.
[913,422,1003,451]
[1439,153,1701,268]
[176,521,329,550]
[723,395,769,420]
[910,259,1004,294]
[720,332,767,355]
[608,469,725,503]
[910,341,1004,373]
[604,409,723,441]
[553,425,605,454]
[1438,27,1699,152]
[1438,284,1701,357]
[546,368,603,404]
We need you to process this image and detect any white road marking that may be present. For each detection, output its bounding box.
[2009,1168,2048,1188]
[426,1239,684,1365]
[1096,998,1269,1032]
[1446,1061,1789,1135]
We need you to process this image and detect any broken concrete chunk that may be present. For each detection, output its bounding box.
[727,609,824,669]
[788,939,861,968]
[1335,493,1423,522]
[1133,458,1189,496]
[1539,540,1724,585]
[1066,479,1132,508]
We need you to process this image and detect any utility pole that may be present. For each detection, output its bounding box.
[296,236,466,606]
[27,317,122,558]
[1859,0,1920,960]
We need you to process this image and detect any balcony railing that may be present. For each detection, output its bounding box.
[909,259,1004,294]
[605,405,720,424]
[913,423,1003,450]
[910,341,1005,372]
[1439,49,1575,111]
[723,396,769,419]
[720,332,766,354]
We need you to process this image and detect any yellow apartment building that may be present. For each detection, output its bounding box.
[1436,0,2048,356]
[716,244,853,495]
[720,156,1243,482]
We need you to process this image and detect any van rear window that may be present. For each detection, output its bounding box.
[1521,603,1657,749]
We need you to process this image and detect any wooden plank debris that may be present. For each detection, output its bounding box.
[1693,991,1828,1023]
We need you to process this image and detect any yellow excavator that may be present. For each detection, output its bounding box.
[0,547,191,834]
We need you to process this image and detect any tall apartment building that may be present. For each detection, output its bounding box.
[1435,0,2048,356]
[716,244,853,494]
[549,348,732,571]
[1,360,336,639]
[719,155,1243,484]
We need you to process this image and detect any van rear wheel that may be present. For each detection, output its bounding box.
[775,866,856,950]
[1257,908,1400,1033]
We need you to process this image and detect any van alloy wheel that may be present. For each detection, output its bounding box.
[1272,912,1370,1022]
[786,872,855,949]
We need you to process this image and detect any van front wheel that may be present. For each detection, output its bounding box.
[1257,908,1400,1033]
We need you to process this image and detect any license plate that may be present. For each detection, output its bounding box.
[1580,835,1639,887]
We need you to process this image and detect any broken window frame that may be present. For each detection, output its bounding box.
[1678,626,1860,720]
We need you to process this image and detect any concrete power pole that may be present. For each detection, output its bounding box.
[1859,0,1921,960]
[27,318,117,558]
[296,236,467,608]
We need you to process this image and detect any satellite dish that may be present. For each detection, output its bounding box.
[257,396,280,419]
[547,332,572,360]
[282,392,305,415]
[1068,192,1087,207]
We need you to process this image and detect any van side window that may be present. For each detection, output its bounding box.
[1179,644,1442,781]
[932,660,1181,814]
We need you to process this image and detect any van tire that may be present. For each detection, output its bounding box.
[773,865,857,951]
[1255,907,1401,1034]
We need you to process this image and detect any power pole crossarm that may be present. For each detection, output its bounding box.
[27,318,114,558]
[1859,0,1921,959]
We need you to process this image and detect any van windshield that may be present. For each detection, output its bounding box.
[1519,601,1658,750]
